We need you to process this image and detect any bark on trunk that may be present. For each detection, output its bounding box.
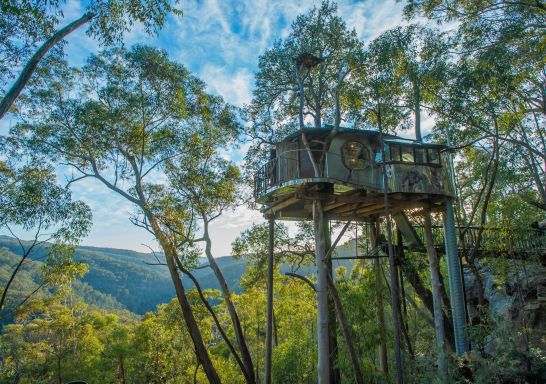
[165,251,222,384]
[176,258,248,381]
[265,217,274,384]
[423,210,447,378]
[325,274,365,384]
[0,13,95,119]
[203,219,256,383]
[399,252,455,351]
[325,219,341,384]
[414,80,422,142]
[0,250,31,312]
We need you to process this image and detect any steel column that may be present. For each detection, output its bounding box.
[443,200,468,355]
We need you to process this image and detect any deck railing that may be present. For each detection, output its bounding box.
[254,149,326,197]
[410,224,546,256]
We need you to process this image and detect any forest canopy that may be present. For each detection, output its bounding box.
[0,1,544,383]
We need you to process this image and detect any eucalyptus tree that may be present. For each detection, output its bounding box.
[247,2,365,382]
[0,162,92,316]
[368,25,450,141]
[12,45,245,384]
[232,221,319,290]
[0,0,182,119]
[404,0,545,58]
[165,125,258,384]
[350,38,411,384]
[405,0,546,210]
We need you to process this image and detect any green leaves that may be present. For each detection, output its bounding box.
[0,163,92,244]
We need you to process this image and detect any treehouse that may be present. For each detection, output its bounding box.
[255,127,469,379]
[254,128,454,220]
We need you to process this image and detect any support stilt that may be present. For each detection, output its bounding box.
[371,219,389,376]
[325,219,341,384]
[380,133,404,383]
[443,200,468,355]
[313,200,330,384]
[265,216,274,384]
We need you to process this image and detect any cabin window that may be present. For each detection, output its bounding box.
[401,146,414,162]
[389,144,401,162]
[427,148,440,164]
[342,141,370,169]
[414,147,426,163]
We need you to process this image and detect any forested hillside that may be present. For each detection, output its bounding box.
[0,236,355,315]
[0,236,252,314]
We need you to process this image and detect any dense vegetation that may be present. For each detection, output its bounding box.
[1,0,544,383]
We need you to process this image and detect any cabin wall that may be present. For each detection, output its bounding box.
[264,131,455,201]
[325,133,382,191]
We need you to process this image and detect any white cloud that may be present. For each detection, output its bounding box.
[6,0,419,255]
[208,205,266,256]
[200,64,253,106]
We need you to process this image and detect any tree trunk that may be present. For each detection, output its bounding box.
[414,80,422,142]
[396,233,415,359]
[165,251,222,384]
[0,249,31,312]
[325,219,341,384]
[265,216,274,384]
[423,210,447,378]
[371,219,389,375]
[203,219,256,384]
[176,258,248,380]
[399,252,455,351]
[325,274,364,384]
[313,200,330,384]
[120,356,127,384]
[0,13,95,119]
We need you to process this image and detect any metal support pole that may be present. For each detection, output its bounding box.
[443,200,468,355]
[384,212,404,384]
[379,136,404,384]
[313,200,330,384]
[372,219,389,375]
[265,216,274,384]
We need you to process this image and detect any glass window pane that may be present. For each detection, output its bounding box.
[415,147,426,163]
[342,141,369,169]
[390,145,401,161]
[428,148,440,164]
[401,146,414,162]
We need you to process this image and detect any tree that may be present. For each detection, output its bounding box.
[405,0,546,210]
[13,45,242,383]
[0,0,182,119]
[366,25,450,141]
[0,162,92,316]
[165,118,258,383]
[248,2,366,382]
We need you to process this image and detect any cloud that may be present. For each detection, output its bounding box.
[9,0,419,255]
[201,64,253,106]
[208,205,266,256]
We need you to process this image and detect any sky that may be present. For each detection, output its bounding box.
[2,0,426,257]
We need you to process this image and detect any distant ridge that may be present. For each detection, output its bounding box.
[0,236,247,315]
[0,236,355,315]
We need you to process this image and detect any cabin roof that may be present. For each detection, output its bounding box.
[278,127,449,149]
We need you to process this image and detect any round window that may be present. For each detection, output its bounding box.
[342,141,370,170]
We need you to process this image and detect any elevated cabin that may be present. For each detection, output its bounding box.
[254,128,454,220]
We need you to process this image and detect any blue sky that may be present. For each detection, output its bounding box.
[2,0,424,257]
